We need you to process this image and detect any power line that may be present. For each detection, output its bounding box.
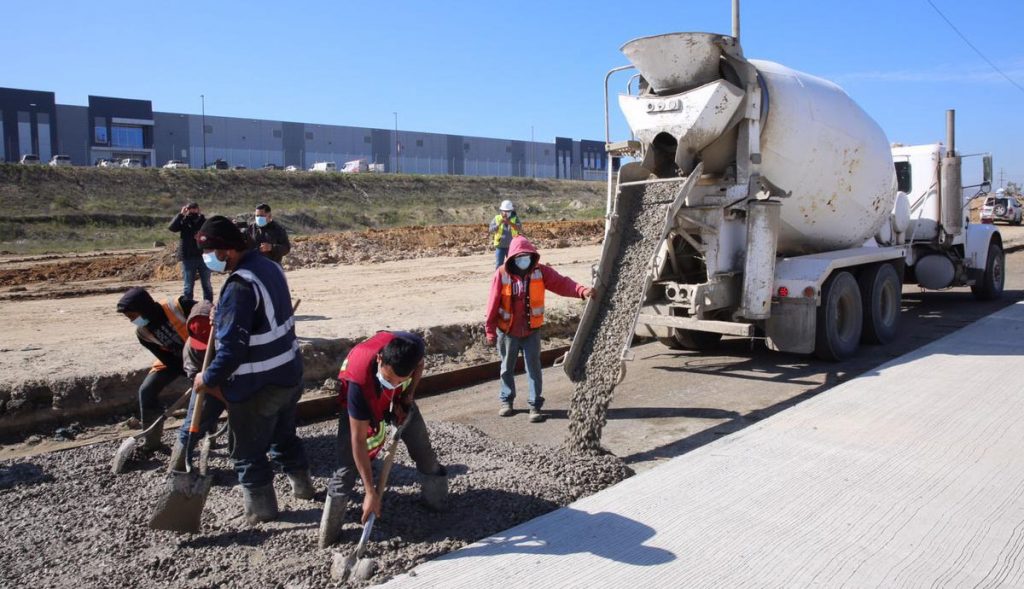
[925,0,1024,95]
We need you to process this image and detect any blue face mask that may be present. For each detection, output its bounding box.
[203,251,227,273]
[514,256,532,270]
[131,316,149,328]
[376,370,406,391]
[255,216,269,227]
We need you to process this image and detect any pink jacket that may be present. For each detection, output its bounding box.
[485,236,587,339]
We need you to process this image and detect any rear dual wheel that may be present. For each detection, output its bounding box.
[814,271,863,361]
[658,329,722,351]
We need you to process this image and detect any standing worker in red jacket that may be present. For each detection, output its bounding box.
[485,236,592,423]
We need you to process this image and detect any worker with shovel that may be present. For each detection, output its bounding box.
[192,216,314,524]
[117,287,196,452]
[318,331,449,548]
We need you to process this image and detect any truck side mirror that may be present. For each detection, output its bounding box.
[983,154,993,185]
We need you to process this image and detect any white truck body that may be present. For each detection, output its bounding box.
[310,161,337,172]
[564,31,1003,371]
[341,159,369,173]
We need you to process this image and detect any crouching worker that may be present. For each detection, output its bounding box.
[193,216,314,525]
[318,331,448,548]
[117,287,196,451]
[168,300,227,471]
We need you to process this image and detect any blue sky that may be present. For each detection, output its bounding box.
[4,0,1022,183]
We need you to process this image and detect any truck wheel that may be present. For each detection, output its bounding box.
[971,242,1005,301]
[859,263,901,345]
[814,271,863,361]
[658,329,722,351]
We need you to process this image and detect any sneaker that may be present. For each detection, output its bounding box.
[529,408,546,423]
[498,402,513,417]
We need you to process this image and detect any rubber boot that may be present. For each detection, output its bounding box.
[141,410,166,451]
[421,466,449,512]
[287,470,316,500]
[242,484,279,524]
[318,494,346,548]
[167,439,187,473]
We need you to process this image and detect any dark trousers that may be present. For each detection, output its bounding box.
[227,382,309,488]
[138,369,179,417]
[327,403,440,498]
[181,257,213,302]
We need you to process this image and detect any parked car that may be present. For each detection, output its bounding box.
[980,190,1023,225]
[310,161,337,172]
[284,165,301,172]
[48,155,72,167]
[119,158,142,168]
[96,158,117,167]
[163,159,190,169]
[206,159,229,170]
[232,165,247,170]
[19,154,40,165]
[261,163,282,171]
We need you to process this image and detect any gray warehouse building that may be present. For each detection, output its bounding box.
[0,87,609,181]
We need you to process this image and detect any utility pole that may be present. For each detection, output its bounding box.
[201,94,207,168]
[393,112,399,174]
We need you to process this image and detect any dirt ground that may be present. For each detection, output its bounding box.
[0,220,602,294]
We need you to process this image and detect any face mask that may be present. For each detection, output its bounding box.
[203,251,227,273]
[376,370,403,391]
[514,256,532,270]
[131,316,149,328]
[255,216,268,227]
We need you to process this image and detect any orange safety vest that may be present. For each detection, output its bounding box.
[145,297,189,372]
[492,214,521,247]
[497,267,545,333]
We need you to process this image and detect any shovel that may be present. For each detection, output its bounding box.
[110,387,192,475]
[148,325,217,534]
[335,405,418,583]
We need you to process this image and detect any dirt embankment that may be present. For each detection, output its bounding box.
[0,164,605,253]
[0,220,604,293]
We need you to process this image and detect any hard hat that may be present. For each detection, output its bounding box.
[996,188,1006,194]
[499,200,514,211]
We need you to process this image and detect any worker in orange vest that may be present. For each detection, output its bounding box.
[484,236,592,422]
[117,287,196,451]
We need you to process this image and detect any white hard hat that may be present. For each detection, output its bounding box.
[499,200,514,211]
[996,188,1006,194]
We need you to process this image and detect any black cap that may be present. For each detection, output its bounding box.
[116,287,155,314]
[185,202,199,209]
[196,215,248,251]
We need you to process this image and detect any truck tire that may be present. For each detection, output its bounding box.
[858,263,901,345]
[658,329,723,351]
[971,242,1005,301]
[814,271,863,361]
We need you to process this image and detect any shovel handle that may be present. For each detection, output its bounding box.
[190,313,218,434]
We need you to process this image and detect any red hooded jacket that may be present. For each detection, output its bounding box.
[485,236,587,339]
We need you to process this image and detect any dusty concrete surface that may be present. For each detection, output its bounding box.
[0,417,630,588]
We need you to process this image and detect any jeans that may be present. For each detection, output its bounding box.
[226,382,308,488]
[497,330,543,410]
[327,403,441,499]
[495,247,509,269]
[181,257,213,302]
[176,391,227,462]
[138,369,180,416]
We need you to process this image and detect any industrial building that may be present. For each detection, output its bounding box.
[0,87,608,181]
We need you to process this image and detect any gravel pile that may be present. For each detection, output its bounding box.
[566,182,674,453]
[0,416,631,588]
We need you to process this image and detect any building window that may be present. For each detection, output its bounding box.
[112,125,144,148]
[37,113,51,161]
[305,132,314,140]
[273,129,282,138]
[94,117,108,144]
[416,139,423,147]
[506,145,512,153]
[204,125,213,134]
[364,136,372,144]
[464,143,470,151]
[544,149,550,156]
[18,111,32,156]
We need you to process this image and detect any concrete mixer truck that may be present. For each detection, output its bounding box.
[562,30,1002,375]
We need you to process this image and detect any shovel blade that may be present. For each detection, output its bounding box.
[148,471,212,533]
[110,437,138,475]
